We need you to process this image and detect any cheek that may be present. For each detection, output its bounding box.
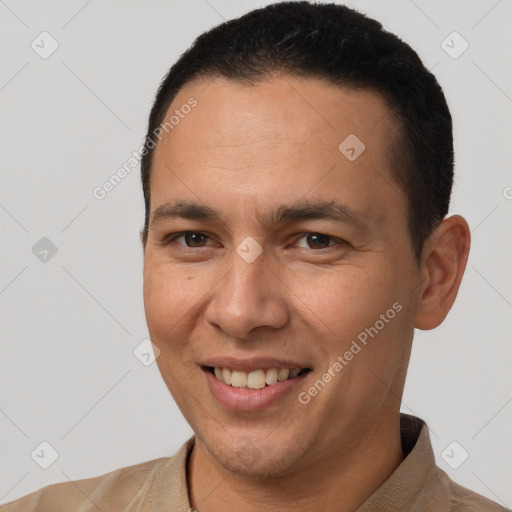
[142,262,199,350]
[290,265,394,343]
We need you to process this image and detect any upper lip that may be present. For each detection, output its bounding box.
[201,357,312,373]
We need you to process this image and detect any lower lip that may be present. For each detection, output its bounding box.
[202,367,309,411]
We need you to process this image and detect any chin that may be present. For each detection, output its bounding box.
[201,432,308,478]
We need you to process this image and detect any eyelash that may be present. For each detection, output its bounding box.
[161,231,346,251]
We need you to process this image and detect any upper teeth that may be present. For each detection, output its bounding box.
[213,367,303,389]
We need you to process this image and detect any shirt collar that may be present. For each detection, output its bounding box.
[358,414,438,511]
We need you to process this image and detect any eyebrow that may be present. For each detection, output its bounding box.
[150,199,371,231]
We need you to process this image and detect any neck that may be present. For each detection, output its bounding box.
[187,414,404,512]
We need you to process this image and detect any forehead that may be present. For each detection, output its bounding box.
[150,75,405,227]
[155,75,396,161]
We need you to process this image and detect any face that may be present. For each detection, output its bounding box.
[142,76,423,477]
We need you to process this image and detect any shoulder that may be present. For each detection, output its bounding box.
[443,474,510,511]
[0,456,171,512]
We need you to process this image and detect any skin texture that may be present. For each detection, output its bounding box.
[141,75,470,512]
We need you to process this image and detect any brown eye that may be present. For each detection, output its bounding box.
[295,233,339,249]
[165,231,211,247]
[306,233,331,249]
[183,232,208,247]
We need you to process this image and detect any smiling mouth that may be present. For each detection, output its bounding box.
[204,366,312,390]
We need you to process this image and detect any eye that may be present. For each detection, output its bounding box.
[161,231,346,251]
[294,233,345,250]
[165,231,213,248]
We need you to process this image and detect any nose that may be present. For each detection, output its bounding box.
[204,251,290,339]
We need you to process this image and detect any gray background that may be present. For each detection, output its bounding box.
[0,0,511,507]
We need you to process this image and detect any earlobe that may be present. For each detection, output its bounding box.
[414,215,471,330]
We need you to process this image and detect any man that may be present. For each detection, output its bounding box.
[2,1,507,511]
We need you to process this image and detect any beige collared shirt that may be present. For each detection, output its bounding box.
[1,414,508,511]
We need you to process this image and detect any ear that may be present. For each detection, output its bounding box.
[414,215,471,330]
